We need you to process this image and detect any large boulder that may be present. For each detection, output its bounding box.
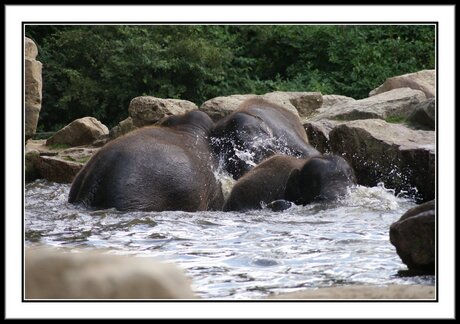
[328,119,435,202]
[407,98,436,130]
[369,70,435,98]
[129,96,197,127]
[304,119,342,153]
[25,247,197,299]
[200,91,323,122]
[25,37,43,139]
[262,91,323,118]
[46,117,109,147]
[308,88,426,122]
[199,94,257,121]
[389,200,435,274]
[320,94,356,109]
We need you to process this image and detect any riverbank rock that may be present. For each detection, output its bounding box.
[304,119,342,153]
[25,140,99,183]
[262,91,322,118]
[309,119,435,202]
[199,91,323,121]
[25,37,43,140]
[369,69,435,98]
[109,116,136,139]
[407,98,436,130]
[390,200,435,274]
[46,117,109,147]
[308,88,426,122]
[269,285,435,299]
[129,96,197,127]
[199,94,257,121]
[320,94,356,109]
[25,247,197,299]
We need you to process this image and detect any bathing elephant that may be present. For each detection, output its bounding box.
[68,110,224,212]
[210,98,321,180]
[223,154,356,212]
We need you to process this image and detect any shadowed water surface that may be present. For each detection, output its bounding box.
[24,180,435,299]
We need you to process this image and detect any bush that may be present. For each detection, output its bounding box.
[25,24,435,131]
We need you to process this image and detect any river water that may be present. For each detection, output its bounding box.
[24,179,435,299]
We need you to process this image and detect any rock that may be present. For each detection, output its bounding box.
[390,200,435,273]
[369,70,435,98]
[35,156,83,183]
[320,94,356,109]
[25,139,99,183]
[129,96,197,127]
[308,88,426,122]
[25,37,38,59]
[262,91,323,118]
[303,120,342,153]
[25,247,197,299]
[200,92,323,121]
[407,98,436,130]
[25,150,41,182]
[199,94,258,121]
[25,37,43,139]
[46,117,109,147]
[59,147,100,164]
[328,119,435,202]
[269,285,435,299]
[109,117,136,139]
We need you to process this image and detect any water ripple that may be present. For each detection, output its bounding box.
[24,180,434,299]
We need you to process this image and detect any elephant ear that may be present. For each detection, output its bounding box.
[285,168,301,203]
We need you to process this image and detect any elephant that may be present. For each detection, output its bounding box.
[223,154,357,212]
[68,110,224,212]
[210,98,321,180]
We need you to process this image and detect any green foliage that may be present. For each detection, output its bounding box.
[385,116,407,124]
[47,143,70,150]
[25,24,435,131]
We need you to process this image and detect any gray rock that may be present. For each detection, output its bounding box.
[200,91,323,122]
[25,247,197,299]
[25,37,38,59]
[199,94,257,121]
[369,69,435,98]
[407,98,436,130]
[24,37,43,139]
[390,200,435,273]
[129,96,197,127]
[46,117,109,147]
[328,119,435,202]
[308,88,426,122]
[25,140,99,183]
[262,91,322,118]
[321,94,355,109]
[35,156,83,183]
[303,120,342,153]
[25,150,40,182]
[109,117,136,139]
